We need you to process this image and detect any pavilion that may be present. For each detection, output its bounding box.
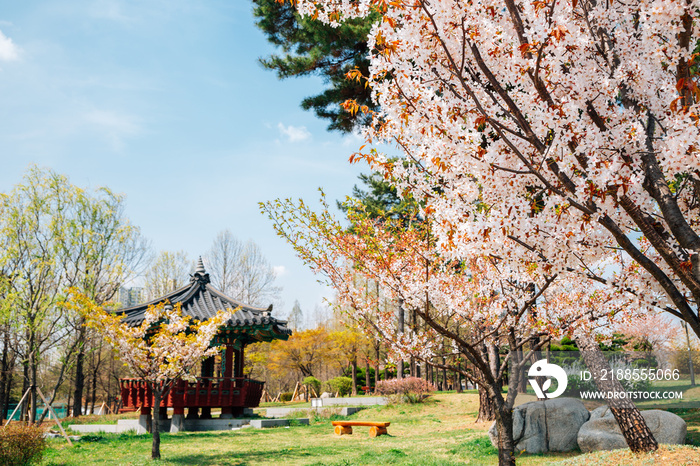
[117,258,291,431]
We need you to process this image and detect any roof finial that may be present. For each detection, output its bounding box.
[195,256,206,274]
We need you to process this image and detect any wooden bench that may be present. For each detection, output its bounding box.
[331,421,390,437]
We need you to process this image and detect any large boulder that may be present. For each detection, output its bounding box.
[577,407,687,453]
[488,398,590,454]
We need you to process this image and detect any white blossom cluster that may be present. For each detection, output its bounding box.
[295,0,700,318]
[99,303,231,385]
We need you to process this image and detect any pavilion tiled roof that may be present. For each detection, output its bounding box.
[117,258,291,340]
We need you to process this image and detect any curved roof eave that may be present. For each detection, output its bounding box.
[115,258,290,339]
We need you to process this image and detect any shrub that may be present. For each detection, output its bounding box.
[0,424,47,466]
[327,376,353,396]
[303,376,322,397]
[631,357,656,369]
[672,346,700,374]
[342,366,376,389]
[375,377,437,403]
[280,392,294,402]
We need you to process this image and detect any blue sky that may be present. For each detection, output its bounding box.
[0,0,370,323]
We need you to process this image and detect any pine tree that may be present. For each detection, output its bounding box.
[252,0,377,133]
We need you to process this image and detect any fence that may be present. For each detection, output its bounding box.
[4,403,68,421]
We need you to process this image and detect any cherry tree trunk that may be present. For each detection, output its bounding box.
[455,363,463,393]
[397,299,404,379]
[476,385,496,422]
[494,403,515,466]
[486,344,502,392]
[577,336,658,453]
[151,385,161,460]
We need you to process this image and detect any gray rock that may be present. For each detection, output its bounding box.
[577,415,627,452]
[588,405,611,420]
[488,398,590,454]
[577,409,687,452]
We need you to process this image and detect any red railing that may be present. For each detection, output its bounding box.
[120,377,265,409]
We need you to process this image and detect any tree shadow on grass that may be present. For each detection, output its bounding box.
[167,447,319,466]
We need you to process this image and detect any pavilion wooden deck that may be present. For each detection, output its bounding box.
[120,377,264,411]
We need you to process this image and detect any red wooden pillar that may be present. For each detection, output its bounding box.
[235,346,245,378]
[200,356,215,419]
[224,345,234,377]
[202,356,215,377]
[221,345,235,418]
[186,379,199,419]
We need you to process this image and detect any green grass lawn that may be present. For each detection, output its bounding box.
[41,390,700,465]
[259,401,312,409]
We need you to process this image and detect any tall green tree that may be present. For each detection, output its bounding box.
[252,0,377,133]
[0,168,75,423]
[61,185,148,418]
[0,167,147,421]
[339,172,421,384]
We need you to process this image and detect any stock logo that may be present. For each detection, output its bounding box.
[528,359,567,399]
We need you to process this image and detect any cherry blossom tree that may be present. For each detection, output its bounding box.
[262,195,630,464]
[68,292,231,460]
[536,274,663,454]
[284,0,700,456]
[296,0,700,332]
[613,311,681,352]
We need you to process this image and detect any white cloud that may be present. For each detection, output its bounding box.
[0,30,20,62]
[273,265,287,277]
[277,123,311,142]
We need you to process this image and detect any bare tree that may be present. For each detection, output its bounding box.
[143,250,192,300]
[205,230,281,307]
[312,303,331,327]
[288,300,303,330]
